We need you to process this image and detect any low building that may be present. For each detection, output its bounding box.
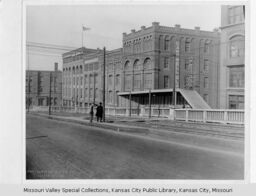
[26,63,62,109]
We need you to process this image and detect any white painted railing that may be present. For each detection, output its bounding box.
[29,106,244,125]
[174,109,244,125]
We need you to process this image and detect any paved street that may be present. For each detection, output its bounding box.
[26,114,244,179]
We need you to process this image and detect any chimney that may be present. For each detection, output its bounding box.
[54,62,58,71]
[213,28,219,32]
[131,29,136,33]
[141,26,146,30]
[194,26,200,30]
[152,22,160,26]
[175,24,181,28]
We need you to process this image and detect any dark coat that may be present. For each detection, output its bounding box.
[96,105,103,117]
[89,106,94,115]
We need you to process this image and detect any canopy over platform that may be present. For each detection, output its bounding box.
[118,88,211,109]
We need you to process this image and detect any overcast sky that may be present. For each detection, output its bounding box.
[27,4,222,50]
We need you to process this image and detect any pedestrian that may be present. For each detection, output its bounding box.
[89,103,94,123]
[96,102,103,122]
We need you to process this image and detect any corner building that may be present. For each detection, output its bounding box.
[219,5,245,109]
[62,22,220,109]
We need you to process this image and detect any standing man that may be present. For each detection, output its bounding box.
[89,103,94,123]
[96,102,103,122]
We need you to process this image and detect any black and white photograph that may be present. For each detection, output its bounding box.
[25,2,245,180]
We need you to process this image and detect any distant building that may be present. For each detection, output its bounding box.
[219,5,245,109]
[62,22,220,109]
[26,63,62,109]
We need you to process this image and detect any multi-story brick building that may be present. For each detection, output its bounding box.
[26,63,62,109]
[219,5,245,109]
[62,22,220,109]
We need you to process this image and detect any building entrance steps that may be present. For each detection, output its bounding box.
[29,111,244,156]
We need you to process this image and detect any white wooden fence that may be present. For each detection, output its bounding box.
[29,105,244,125]
[175,109,244,125]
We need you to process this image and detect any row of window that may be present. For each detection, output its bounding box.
[228,6,244,25]
[63,87,120,105]
[63,63,99,73]
[162,38,211,53]
[124,73,152,90]
[124,35,153,46]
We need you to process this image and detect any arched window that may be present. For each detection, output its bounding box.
[229,35,244,58]
[80,65,83,74]
[124,61,131,71]
[143,58,152,70]
[133,59,140,70]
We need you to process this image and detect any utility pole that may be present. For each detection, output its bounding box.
[102,47,106,122]
[172,55,176,108]
[149,89,151,118]
[93,73,96,104]
[129,91,132,117]
[49,72,52,115]
[27,46,30,113]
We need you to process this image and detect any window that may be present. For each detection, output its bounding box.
[124,75,132,90]
[84,75,87,86]
[204,42,210,53]
[89,75,93,84]
[95,74,98,84]
[108,75,113,85]
[229,95,244,109]
[185,59,193,73]
[116,91,120,106]
[164,76,169,88]
[164,38,170,50]
[115,74,120,85]
[80,88,82,98]
[84,88,88,97]
[134,74,141,89]
[228,6,244,25]
[89,88,93,98]
[230,35,244,58]
[38,98,44,106]
[164,57,169,68]
[204,77,209,88]
[185,39,190,52]
[108,91,113,104]
[80,76,83,86]
[143,58,151,70]
[184,75,193,89]
[229,66,244,88]
[144,73,152,89]
[204,59,209,73]
[124,61,131,71]
[134,60,140,70]
[203,94,208,102]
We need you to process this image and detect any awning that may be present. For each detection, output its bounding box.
[117,88,211,109]
[179,89,211,109]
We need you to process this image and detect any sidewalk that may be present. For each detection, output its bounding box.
[28,111,244,155]
[31,111,244,137]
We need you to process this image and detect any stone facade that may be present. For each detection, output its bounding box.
[219,5,245,109]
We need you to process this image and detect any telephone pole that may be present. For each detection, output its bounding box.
[172,55,176,108]
[102,47,106,122]
[49,72,52,115]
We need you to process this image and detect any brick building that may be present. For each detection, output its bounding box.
[219,5,245,109]
[26,63,62,109]
[62,22,220,109]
